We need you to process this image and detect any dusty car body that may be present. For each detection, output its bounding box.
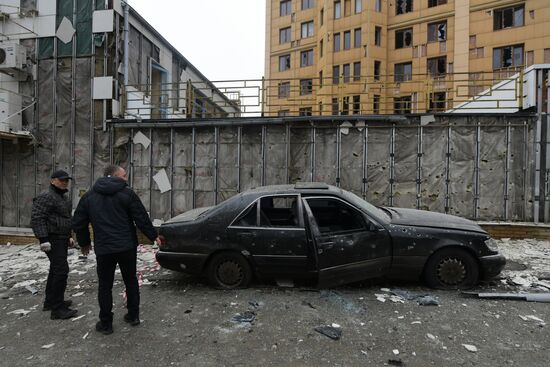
[156,183,505,289]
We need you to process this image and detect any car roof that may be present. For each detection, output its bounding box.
[244,182,339,195]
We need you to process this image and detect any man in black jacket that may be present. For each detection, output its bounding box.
[72,165,158,335]
[31,170,78,320]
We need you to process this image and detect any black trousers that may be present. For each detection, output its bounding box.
[96,249,139,323]
[45,238,69,311]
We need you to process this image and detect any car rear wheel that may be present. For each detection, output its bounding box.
[424,248,479,289]
[207,252,252,289]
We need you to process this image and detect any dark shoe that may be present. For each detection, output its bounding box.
[123,313,140,326]
[50,307,77,320]
[43,300,73,311]
[96,321,113,335]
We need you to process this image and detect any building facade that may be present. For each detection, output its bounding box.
[265,0,550,116]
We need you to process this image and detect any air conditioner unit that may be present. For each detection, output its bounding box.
[0,91,22,132]
[0,43,27,70]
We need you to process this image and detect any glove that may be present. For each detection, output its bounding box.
[40,242,52,252]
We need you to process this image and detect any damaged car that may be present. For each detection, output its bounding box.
[156,183,505,289]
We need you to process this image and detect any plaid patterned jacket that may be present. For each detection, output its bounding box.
[30,185,72,240]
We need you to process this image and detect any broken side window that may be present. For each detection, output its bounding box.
[260,196,300,227]
[494,5,524,30]
[394,96,412,114]
[492,44,524,69]
[428,92,446,112]
[300,79,313,95]
[428,21,447,42]
[279,54,291,71]
[305,198,365,234]
[233,202,258,227]
[395,28,413,49]
[427,56,447,77]
[300,49,314,67]
[278,82,291,98]
[396,0,413,15]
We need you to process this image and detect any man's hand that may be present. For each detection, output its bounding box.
[40,242,52,252]
[81,245,91,256]
[69,238,76,248]
[154,237,162,246]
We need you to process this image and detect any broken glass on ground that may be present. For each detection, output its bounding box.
[314,325,342,340]
[390,289,440,306]
[231,311,256,323]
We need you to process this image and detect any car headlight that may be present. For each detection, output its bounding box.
[484,238,499,252]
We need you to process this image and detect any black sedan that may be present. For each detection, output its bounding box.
[156,183,505,289]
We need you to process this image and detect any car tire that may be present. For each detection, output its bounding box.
[424,248,479,289]
[207,252,252,289]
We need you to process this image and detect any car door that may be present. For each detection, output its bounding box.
[227,194,312,277]
[302,196,392,287]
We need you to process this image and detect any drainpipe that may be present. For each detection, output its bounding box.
[123,0,130,116]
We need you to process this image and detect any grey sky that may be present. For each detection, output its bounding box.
[129,0,266,82]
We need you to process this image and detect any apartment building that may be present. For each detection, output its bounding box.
[264,0,550,115]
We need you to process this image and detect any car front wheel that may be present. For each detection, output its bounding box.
[207,252,252,289]
[424,248,479,289]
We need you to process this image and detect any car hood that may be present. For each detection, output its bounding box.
[386,207,486,234]
[164,207,213,224]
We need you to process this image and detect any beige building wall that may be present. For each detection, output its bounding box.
[265,0,550,115]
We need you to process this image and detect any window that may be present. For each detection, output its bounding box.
[427,56,446,77]
[375,0,381,12]
[233,202,258,226]
[279,27,292,44]
[344,31,351,50]
[320,8,324,25]
[319,70,324,88]
[494,5,524,30]
[353,95,361,114]
[353,62,361,81]
[278,82,290,98]
[301,49,314,67]
[396,0,413,15]
[302,0,314,10]
[373,95,380,114]
[394,62,412,82]
[395,28,413,49]
[320,39,324,57]
[279,54,291,71]
[280,0,292,16]
[428,92,446,112]
[342,96,350,115]
[333,65,340,84]
[344,0,351,16]
[545,48,550,64]
[428,0,446,7]
[259,196,300,227]
[394,96,412,114]
[428,21,447,42]
[374,60,381,80]
[334,32,341,51]
[493,44,524,69]
[343,64,351,83]
[332,98,339,115]
[299,107,313,116]
[334,0,341,18]
[375,26,382,46]
[354,28,362,48]
[301,21,314,38]
[305,198,365,234]
[355,0,362,13]
[300,79,313,95]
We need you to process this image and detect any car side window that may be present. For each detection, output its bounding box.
[233,202,258,227]
[259,195,300,228]
[305,198,365,234]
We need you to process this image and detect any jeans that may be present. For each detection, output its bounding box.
[96,249,139,323]
[44,238,69,311]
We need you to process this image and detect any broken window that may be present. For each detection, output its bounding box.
[428,92,446,112]
[260,196,300,227]
[375,26,382,46]
[334,32,341,51]
[395,28,413,49]
[305,198,365,234]
[301,21,314,38]
[493,44,524,69]
[20,0,37,15]
[343,64,351,83]
[279,54,291,71]
[334,0,341,19]
[394,62,412,82]
[342,96,350,115]
[300,79,313,95]
[233,202,258,227]
[353,95,361,114]
[354,28,362,48]
[373,95,381,114]
[279,27,292,44]
[428,21,447,42]
[333,65,340,84]
[394,96,412,114]
[374,60,381,80]
[278,82,291,98]
[299,107,313,116]
[302,0,314,10]
[332,97,339,115]
[427,56,447,77]
[428,0,446,7]
[494,5,524,30]
[353,62,361,81]
[300,49,314,67]
[280,0,292,16]
[344,31,351,50]
[396,0,413,15]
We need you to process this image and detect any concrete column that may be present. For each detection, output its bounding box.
[453,0,470,108]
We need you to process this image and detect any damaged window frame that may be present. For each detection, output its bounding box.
[395,28,413,49]
[279,54,291,71]
[427,20,447,43]
[394,95,412,114]
[494,4,524,31]
[428,91,447,112]
[395,0,413,15]
[300,49,314,67]
[492,44,524,70]
[300,79,313,95]
[427,56,447,78]
[278,81,291,98]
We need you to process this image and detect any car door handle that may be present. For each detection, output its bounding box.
[319,241,335,249]
[237,232,254,238]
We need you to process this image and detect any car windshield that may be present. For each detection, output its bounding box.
[340,190,391,222]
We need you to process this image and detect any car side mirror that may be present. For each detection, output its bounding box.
[368,222,382,232]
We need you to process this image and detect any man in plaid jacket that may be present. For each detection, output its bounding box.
[31,170,78,320]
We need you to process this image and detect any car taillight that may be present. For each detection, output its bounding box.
[157,235,166,248]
